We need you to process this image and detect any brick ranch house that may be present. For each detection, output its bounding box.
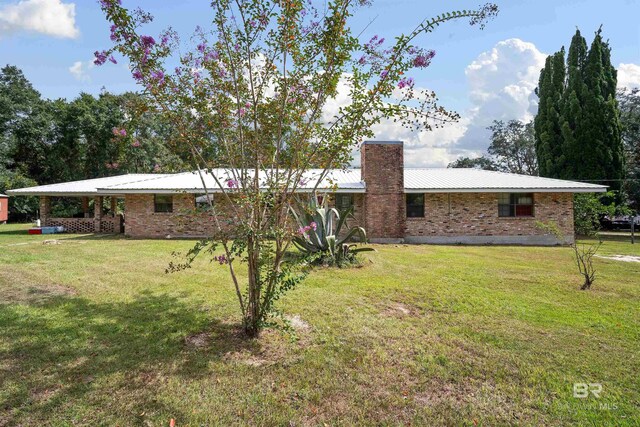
[8,141,606,245]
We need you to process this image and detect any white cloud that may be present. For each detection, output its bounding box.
[373,38,546,167]
[618,63,640,90]
[323,38,548,167]
[69,60,93,82]
[0,0,79,39]
[451,38,546,159]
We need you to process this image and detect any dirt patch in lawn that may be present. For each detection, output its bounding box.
[184,331,211,349]
[225,325,314,367]
[596,254,640,263]
[185,318,313,367]
[0,271,77,305]
[286,314,311,332]
[221,329,290,367]
[413,379,518,420]
[0,267,78,305]
[381,301,421,317]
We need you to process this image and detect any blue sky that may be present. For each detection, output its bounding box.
[1,0,639,166]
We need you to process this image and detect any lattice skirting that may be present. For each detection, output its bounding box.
[46,217,122,234]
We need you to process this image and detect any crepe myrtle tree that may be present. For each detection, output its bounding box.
[97,0,498,337]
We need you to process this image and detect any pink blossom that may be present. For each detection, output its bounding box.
[140,35,156,47]
[93,50,108,66]
[213,254,228,265]
[412,50,436,68]
[151,70,165,85]
[226,179,239,188]
[397,77,414,89]
[298,222,317,235]
[112,127,126,137]
[132,140,141,147]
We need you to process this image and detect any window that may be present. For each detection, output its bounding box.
[195,194,214,211]
[406,193,424,218]
[154,195,173,213]
[498,193,534,217]
[336,194,353,212]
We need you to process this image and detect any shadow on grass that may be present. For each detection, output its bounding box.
[0,291,259,424]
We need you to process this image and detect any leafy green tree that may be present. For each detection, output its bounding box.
[0,65,52,184]
[0,169,38,221]
[448,119,537,175]
[447,156,498,170]
[98,0,497,336]
[487,120,537,175]
[573,192,616,236]
[618,88,640,210]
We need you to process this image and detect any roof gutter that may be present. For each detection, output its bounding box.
[404,187,608,193]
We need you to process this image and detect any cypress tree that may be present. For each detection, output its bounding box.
[534,57,552,175]
[534,49,565,177]
[561,30,588,181]
[535,28,624,191]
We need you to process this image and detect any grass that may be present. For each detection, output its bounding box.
[1,223,639,426]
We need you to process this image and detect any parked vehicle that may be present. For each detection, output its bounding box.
[601,215,640,230]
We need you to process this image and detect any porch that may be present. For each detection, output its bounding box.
[39,195,123,234]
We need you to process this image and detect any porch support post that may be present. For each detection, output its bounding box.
[110,196,117,216]
[82,197,90,218]
[94,196,103,233]
[39,196,51,226]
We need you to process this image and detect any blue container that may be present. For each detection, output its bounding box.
[41,227,57,234]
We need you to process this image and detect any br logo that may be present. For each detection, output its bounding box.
[573,383,602,398]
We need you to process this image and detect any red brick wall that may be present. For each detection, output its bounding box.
[361,141,405,240]
[324,193,365,229]
[125,192,365,239]
[124,193,228,238]
[404,192,574,243]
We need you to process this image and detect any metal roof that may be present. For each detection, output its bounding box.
[404,168,607,193]
[5,174,168,196]
[103,169,366,193]
[6,168,607,196]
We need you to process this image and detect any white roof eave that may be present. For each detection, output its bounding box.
[405,187,607,193]
[101,187,367,194]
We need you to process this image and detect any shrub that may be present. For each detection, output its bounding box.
[290,194,373,267]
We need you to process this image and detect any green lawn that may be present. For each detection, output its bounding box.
[1,223,638,426]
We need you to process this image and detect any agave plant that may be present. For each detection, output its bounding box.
[290,194,373,265]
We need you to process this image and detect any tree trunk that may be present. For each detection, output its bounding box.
[244,237,261,337]
[580,277,592,290]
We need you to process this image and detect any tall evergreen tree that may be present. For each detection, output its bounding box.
[535,28,624,191]
[560,30,587,181]
[534,49,565,177]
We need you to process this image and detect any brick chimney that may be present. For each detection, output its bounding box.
[361,141,405,241]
